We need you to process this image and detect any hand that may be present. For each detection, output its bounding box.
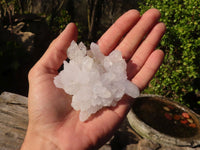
[21,8,165,150]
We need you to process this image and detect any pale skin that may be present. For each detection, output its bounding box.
[21,9,166,150]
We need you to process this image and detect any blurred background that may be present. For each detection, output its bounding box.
[0,0,199,114]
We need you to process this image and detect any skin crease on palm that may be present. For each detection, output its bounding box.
[21,8,166,150]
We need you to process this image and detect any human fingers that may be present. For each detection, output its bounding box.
[131,50,164,91]
[116,8,161,60]
[97,9,140,55]
[127,22,166,79]
[36,23,78,73]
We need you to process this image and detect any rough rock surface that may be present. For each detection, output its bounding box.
[0,92,28,150]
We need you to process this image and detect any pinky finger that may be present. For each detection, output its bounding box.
[131,50,164,91]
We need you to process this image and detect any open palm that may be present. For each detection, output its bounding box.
[22,9,165,150]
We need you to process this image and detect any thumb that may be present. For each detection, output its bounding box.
[37,23,78,72]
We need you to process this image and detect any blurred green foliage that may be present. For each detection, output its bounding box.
[139,0,200,105]
[46,10,71,34]
[46,9,83,40]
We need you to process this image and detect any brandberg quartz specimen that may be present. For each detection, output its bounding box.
[54,41,140,121]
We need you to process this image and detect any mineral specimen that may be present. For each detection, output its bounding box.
[54,41,140,121]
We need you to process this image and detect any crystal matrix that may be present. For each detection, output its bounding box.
[54,41,140,121]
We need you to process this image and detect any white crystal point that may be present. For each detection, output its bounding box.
[79,111,90,122]
[54,41,140,122]
[67,40,86,61]
[124,80,140,98]
[90,42,105,63]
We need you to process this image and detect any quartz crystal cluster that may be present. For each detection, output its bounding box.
[54,41,140,121]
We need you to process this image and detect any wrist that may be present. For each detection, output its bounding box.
[21,129,60,150]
